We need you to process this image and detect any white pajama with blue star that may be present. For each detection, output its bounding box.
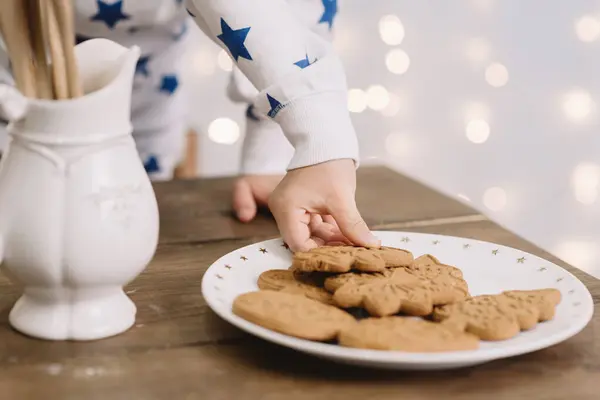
[0,0,358,179]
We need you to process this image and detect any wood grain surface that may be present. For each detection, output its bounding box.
[0,167,597,400]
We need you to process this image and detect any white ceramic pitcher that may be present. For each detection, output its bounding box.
[0,39,159,341]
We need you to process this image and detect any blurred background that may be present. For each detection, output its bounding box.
[180,0,600,277]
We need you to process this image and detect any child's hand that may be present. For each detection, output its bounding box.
[268,159,380,252]
[233,175,283,222]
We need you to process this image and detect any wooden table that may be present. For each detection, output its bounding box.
[0,166,598,399]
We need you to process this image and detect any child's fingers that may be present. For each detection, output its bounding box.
[232,178,257,222]
[329,200,380,248]
[309,214,351,244]
[271,207,320,252]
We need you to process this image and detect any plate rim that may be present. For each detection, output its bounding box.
[201,231,595,366]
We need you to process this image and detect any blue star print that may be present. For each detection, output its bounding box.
[319,0,337,30]
[144,155,160,173]
[267,94,285,118]
[294,54,315,69]
[159,74,179,95]
[91,0,131,29]
[135,55,151,77]
[217,18,252,62]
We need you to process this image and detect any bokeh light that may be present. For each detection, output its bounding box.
[385,132,411,157]
[380,93,402,117]
[379,15,405,46]
[485,62,509,87]
[483,187,507,211]
[347,89,368,113]
[572,162,600,204]
[385,49,411,75]
[563,89,593,122]
[217,50,233,72]
[575,16,600,42]
[465,37,491,63]
[208,118,240,144]
[189,49,216,76]
[465,119,490,143]
[366,85,390,111]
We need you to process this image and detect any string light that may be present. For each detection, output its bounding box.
[385,49,410,75]
[483,187,507,211]
[572,162,600,204]
[465,119,490,143]
[217,50,233,72]
[485,62,509,87]
[575,16,600,42]
[366,85,390,111]
[208,118,240,144]
[563,89,593,122]
[347,89,368,113]
[379,15,405,46]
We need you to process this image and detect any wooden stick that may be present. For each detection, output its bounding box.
[0,0,38,98]
[44,0,69,100]
[51,0,82,98]
[28,0,53,99]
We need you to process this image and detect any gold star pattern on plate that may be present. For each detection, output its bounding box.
[492,249,499,255]
[216,274,224,280]
[463,244,471,249]
[281,242,290,250]
[401,237,410,243]
[240,256,248,261]
[225,265,232,270]
[568,289,575,295]
[214,286,220,291]
[573,302,581,307]
[432,240,440,245]
[538,267,547,272]
[517,257,526,264]
[259,248,268,254]
[556,277,564,282]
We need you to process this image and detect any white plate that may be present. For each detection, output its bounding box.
[201,231,594,370]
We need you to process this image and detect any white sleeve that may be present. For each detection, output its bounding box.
[186,0,359,170]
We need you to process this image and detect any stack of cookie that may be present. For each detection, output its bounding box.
[233,245,562,352]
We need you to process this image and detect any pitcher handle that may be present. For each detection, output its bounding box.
[0,84,28,123]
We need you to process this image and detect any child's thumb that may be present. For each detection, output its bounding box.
[330,201,380,248]
[233,179,257,222]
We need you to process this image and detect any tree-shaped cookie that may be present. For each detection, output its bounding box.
[432,289,562,341]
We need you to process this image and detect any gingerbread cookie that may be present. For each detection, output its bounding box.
[232,291,356,341]
[432,289,561,341]
[292,246,357,273]
[324,268,398,293]
[257,269,333,304]
[292,246,413,273]
[338,317,480,352]
[502,289,562,321]
[333,275,434,317]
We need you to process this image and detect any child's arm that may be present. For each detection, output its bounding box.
[186,0,378,251]
[186,0,358,170]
